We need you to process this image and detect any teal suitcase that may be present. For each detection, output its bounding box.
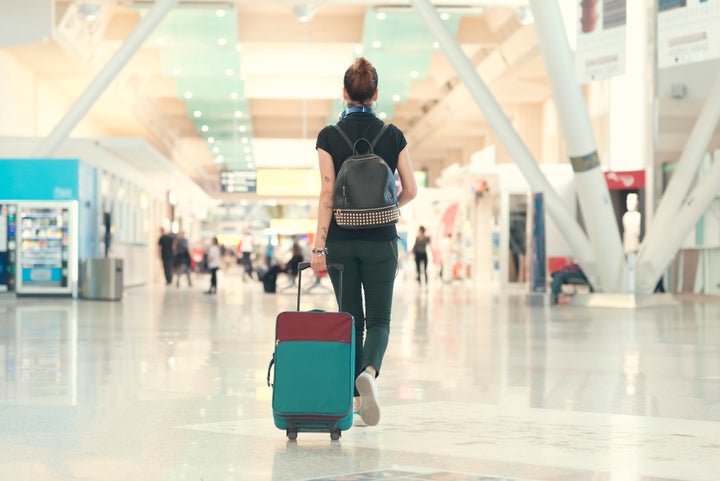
[267,262,354,440]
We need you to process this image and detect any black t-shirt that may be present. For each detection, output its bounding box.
[158,234,174,259]
[315,112,408,242]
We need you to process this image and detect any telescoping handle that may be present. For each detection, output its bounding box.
[297,261,343,311]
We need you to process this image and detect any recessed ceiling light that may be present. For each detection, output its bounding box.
[354,44,364,55]
[225,68,234,77]
[392,94,400,102]
[245,155,253,162]
[440,12,450,21]
[515,6,534,25]
[230,92,239,100]
[292,5,316,23]
[201,125,209,132]
[193,110,202,118]
[216,9,226,18]
[244,147,251,154]
[376,12,386,20]
[241,137,248,144]
[372,40,382,49]
[410,70,419,79]
[215,155,224,163]
[238,125,247,132]
[379,112,387,120]
[172,68,182,76]
[433,41,440,49]
[208,137,215,143]
[217,38,227,46]
[234,111,243,118]
[212,146,220,154]
[184,91,192,99]
[247,162,255,169]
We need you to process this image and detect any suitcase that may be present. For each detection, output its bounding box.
[266,262,354,440]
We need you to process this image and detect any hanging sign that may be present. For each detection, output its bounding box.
[576,0,628,83]
[657,0,720,68]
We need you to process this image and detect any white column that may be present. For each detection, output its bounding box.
[529,0,626,293]
[410,0,600,289]
[637,155,720,292]
[34,0,178,157]
[636,73,720,292]
[608,0,650,172]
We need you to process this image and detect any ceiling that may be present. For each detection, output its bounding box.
[4,0,552,199]
[4,1,718,203]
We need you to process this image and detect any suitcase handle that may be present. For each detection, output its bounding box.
[266,354,274,387]
[297,261,343,311]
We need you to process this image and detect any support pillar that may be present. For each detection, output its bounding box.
[529,0,626,293]
[636,73,720,292]
[34,0,178,157]
[410,0,600,288]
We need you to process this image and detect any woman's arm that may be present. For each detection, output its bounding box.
[311,148,335,274]
[396,146,417,207]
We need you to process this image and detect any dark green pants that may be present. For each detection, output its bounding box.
[327,239,398,391]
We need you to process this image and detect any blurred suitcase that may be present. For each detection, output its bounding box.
[266,262,354,440]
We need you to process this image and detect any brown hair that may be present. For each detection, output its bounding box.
[343,57,378,107]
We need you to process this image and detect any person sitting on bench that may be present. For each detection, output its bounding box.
[279,243,305,290]
[551,262,592,304]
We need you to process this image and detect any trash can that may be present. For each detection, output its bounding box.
[78,258,123,301]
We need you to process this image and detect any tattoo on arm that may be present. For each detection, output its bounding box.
[324,175,331,183]
[322,201,332,211]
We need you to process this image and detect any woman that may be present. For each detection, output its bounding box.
[412,226,430,284]
[205,237,222,295]
[311,57,418,426]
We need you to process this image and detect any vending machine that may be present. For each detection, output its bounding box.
[15,201,78,297]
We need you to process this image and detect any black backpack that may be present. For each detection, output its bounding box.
[332,124,399,229]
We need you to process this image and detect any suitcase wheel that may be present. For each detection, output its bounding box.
[330,429,341,441]
[286,429,298,441]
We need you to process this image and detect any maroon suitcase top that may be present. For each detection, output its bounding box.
[276,311,353,344]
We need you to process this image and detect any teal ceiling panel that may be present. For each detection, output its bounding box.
[361,8,462,119]
[140,5,254,170]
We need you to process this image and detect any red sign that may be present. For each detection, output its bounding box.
[605,170,645,189]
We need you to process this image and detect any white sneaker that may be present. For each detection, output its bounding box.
[355,371,380,426]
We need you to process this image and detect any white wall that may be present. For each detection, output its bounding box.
[0,51,36,135]
[658,58,720,100]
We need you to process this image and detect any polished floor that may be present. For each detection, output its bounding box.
[0,264,719,481]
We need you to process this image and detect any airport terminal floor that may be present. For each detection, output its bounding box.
[1,264,719,481]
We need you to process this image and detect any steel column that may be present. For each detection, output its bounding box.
[34,0,179,157]
[529,0,626,292]
[636,73,720,292]
[410,0,600,288]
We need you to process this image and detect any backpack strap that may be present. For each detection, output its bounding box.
[370,124,389,148]
[333,124,389,155]
[333,124,354,150]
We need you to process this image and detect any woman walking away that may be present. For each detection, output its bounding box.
[412,226,430,285]
[205,237,222,295]
[311,57,418,426]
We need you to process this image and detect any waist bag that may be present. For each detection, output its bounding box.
[332,124,399,229]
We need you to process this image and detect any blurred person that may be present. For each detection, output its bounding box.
[240,230,255,280]
[205,237,222,295]
[411,225,430,284]
[158,227,175,286]
[310,57,418,426]
[174,230,192,287]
